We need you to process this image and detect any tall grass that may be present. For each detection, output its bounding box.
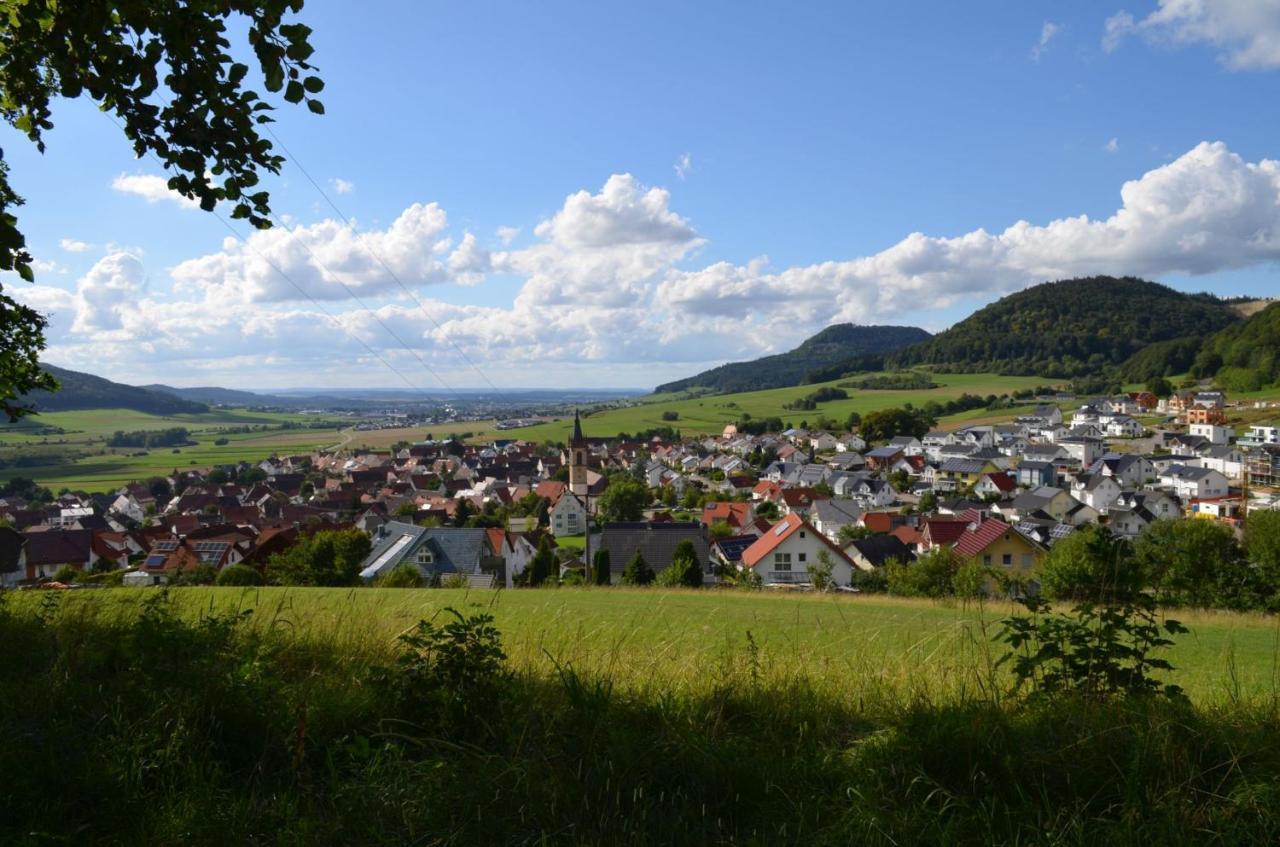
[2,587,1280,844]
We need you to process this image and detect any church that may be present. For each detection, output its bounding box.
[566,409,608,501]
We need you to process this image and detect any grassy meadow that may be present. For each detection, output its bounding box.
[5,586,1280,845]
[520,371,1054,442]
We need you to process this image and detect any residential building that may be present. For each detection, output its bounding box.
[741,514,856,586]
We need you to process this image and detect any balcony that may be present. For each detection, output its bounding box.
[766,571,808,584]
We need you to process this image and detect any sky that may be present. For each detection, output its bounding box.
[5,0,1280,392]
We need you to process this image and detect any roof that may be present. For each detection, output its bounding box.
[701,501,752,527]
[23,529,92,567]
[741,514,851,569]
[597,522,709,574]
[977,473,1016,492]
[953,516,1039,559]
[711,535,757,565]
[812,498,863,524]
[847,534,915,568]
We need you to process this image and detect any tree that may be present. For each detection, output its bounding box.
[1038,525,1142,603]
[591,548,611,586]
[656,539,702,588]
[621,550,654,586]
[597,477,648,523]
[917,489,938,513]
[265,528,371,587]
[755,500,780,522]
[1146,375,1174,398]
[807,550,834,591]
[1134,519,1249,608]
[395,501,419,518]
[0,2,324,419]
[1246,509,1280,609]
[885,547,962,598]
[50,563,81,584]
[526,536,555,587]
[216,563,263,586]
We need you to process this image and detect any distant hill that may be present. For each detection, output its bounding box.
[1190,301,1280,392]
[887,277,1240,378]
[23,365,209,415]
[654,324,932,395]
[141,384,282,406]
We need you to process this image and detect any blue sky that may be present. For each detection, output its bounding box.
[5,0,1280,390]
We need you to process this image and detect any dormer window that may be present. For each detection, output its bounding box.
[416,548,433,565]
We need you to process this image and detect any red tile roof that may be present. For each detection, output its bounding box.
[701,501,752,528]
[952,516,1032,559]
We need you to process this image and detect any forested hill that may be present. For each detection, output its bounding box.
[1189,301,1280,392]
[886,277,1240,377]
[22,365,209,414]
[654,324,931,394]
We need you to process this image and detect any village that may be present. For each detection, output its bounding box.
[2,386,1276,593]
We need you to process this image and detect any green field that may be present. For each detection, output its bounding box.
[6,586,1280,844]
[24,587,1280,703]
[0,408,497,492]
[523,372,1056,442]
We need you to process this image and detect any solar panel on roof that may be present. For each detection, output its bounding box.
[144,554,167,569]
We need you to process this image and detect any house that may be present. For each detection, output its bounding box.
[741,514,856,587]
[973,472,1016,500]
[1057,436,1105,467]
[935,459,999,493]
[359,522,505,585]
[0,527,27,587]
[952,514,1045,591]
[1240,425,1280,448]
[1089,454,1155,488]
[1158,465,1229,501]
[701,501,753,530]
[810,498,864,542]
[1200,445,1245,479]
[550,492,588,537]
[1000,486,1081,523]
[1016,461,1056,489]
[710,535,758,573]
[865,446,904,471]
[887,436,923,456]
[1071,473,1123,513]
[1104,416,1144,439]
[1189,423,1234,446]
[598,522,712,584]
[844,534,915,571]
[21,529,95,580]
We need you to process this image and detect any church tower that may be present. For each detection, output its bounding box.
[569,408,589,498]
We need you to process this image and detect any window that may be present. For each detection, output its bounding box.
[1002,553,1012,567]
[416,549,433,565]
[774,552,792,571]
[798,552,807,563]
[1021,553,1033,568]
[983,554,992,566]
[799,531,806,538]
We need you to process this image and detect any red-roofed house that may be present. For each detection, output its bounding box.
[974,472,1016,499]
[740,514,856,587]
[952,514,1044,587]
[701,501,753,529]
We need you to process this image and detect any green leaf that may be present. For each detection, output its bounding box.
[307,99,325,115]
[285,80,304,103]
[303,76,324,94]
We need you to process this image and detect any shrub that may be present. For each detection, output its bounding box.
[656,540,702,588]
[886,548,962,598]
[621,551,655,586]
[49,564,82,584]
[215,564,263,586]
[378,563,423,588]
[591,549,611,585]
[1039,526,1143,603]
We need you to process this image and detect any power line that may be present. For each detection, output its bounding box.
[261,124,513,401]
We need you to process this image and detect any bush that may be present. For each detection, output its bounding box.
[377,563,423,588]
[50,564,83,584]
[1039,526,1143,603]
[621,551,655,586]
[886,548,962,598]
[591,549,611,586]
[215,564,263,586]
[656,540,702,588]
[661,410,679,421]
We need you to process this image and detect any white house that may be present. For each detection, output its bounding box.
[1157,465,1229,501]
[1071,474,1123,513]
[741,514,856,587]
[1200,445,1245,479]
[550,492,588,537]
[1189,423,1234,446]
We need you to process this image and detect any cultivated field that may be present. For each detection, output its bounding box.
[519,372,1054,442]
[0,408,496,491]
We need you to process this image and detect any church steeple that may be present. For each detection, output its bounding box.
[569,408,589,497]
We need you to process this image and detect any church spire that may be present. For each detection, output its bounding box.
[572,407,584,445]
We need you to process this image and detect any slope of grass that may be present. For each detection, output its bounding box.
[3,587,1280,845]
[524,372,1052,441]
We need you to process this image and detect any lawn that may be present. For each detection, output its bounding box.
[520,372,1057,441]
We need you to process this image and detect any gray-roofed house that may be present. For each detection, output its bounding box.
[1016,460,1056,489]
[598,522,711,584]
[359,522,505,587]
[811,498,864,542]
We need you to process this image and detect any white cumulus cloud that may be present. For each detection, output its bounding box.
[1032,21,1061,61]
[1104,0,1280,69]
[330,177,355,194]
[111,173,200,208]
[59,238,90,253]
